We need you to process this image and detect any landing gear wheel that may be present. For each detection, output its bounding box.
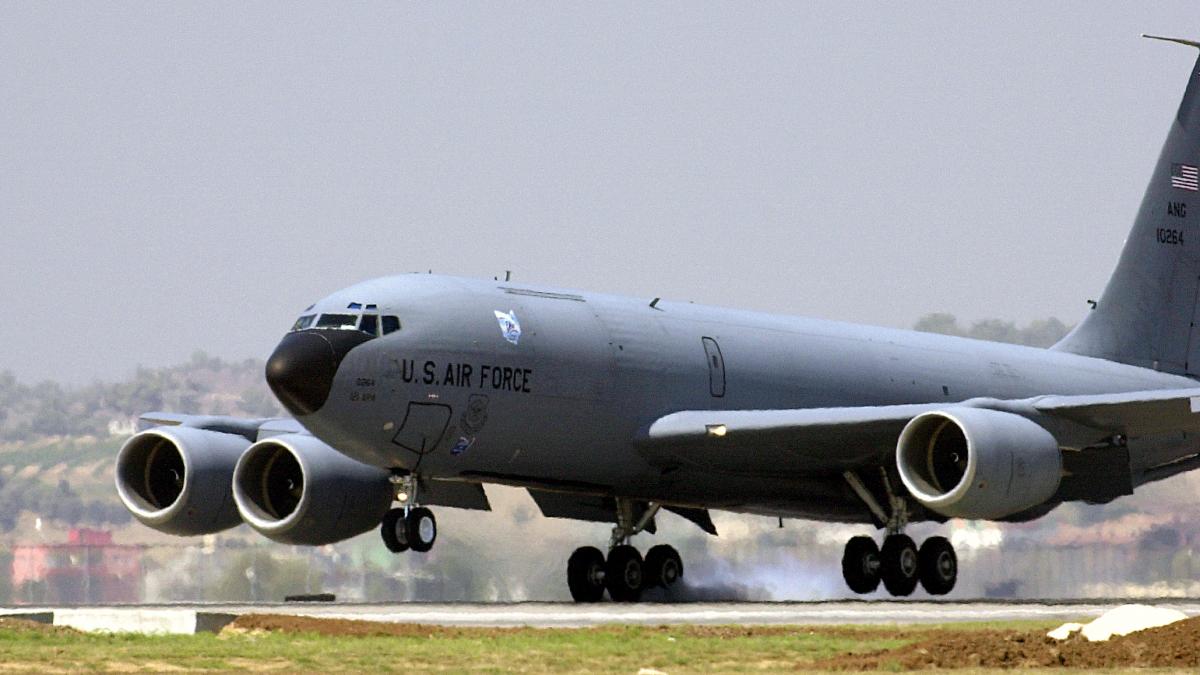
[644,544,683,589]
[918,536,957,596]
[380,508,409,553]
[880,534,920,597]
[567,546,607,603]
[605,545,644,602]
[406,507,437,553]
[841,536,881,594]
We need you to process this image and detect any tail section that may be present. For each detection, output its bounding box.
[1054,37,1200,376]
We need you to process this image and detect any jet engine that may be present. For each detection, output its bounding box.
[115,426,249,535]
[896,408,1061,520]
[232,433,394,545]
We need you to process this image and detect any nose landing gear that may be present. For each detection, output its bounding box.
[380,474,438,554]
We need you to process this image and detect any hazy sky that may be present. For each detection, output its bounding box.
[3,3,1199,384]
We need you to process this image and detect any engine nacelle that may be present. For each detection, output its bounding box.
[232,433,394,545]
[896,408,1061,520]
[115,426,249,535]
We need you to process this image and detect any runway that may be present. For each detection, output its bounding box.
[4,600,1199,633]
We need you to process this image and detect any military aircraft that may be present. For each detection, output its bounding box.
[117,37,1200,601]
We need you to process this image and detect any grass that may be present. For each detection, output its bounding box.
[0,622,917,673]
[2,618,1183,673]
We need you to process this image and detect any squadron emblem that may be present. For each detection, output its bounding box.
[460,394,490,435]
[494,309,522,345]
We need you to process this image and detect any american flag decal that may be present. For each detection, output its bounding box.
[1171,163,1199,191]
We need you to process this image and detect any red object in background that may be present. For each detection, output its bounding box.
[66,528,113,546]
[11,529,141,604]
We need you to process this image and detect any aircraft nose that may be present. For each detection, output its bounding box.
[265,330,372,416]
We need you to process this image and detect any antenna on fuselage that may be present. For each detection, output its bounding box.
[505,270,512,281]
[1142,34,1200,49]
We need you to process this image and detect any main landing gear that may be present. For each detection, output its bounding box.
[841,533,956,596]
[380,474,437,554]
[567,500,684,602]
[841,470,957,596]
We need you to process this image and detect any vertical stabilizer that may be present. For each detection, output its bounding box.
[1054,39,1200,376]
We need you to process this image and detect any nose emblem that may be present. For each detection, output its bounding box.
[265,330,372,416]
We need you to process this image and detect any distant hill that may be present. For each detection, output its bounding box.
[0,351,281,443]
[0,352,282,533]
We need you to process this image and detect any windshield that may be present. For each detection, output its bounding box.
[315,313,358,329]
[290,311,402,336]
[359,314,378,336]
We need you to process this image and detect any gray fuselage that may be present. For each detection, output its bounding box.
[290,274,1194,522]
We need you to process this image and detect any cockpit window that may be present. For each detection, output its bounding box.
[291,308,396,336]
[359,314,379,337]
[315,313,359,329]
[381,315,401,335]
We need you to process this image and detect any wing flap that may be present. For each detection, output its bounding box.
[1033,387,1200,437]
[638,403,942,474]
[637,388,1200,476]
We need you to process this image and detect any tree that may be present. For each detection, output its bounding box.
[1021,318,1071,348]
[914,313,1071,348]
[913,313,961,336]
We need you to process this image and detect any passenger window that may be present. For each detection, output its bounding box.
[291,315,315,331]
[316,313,358,329]
[359,314,378,336]
[382,316,401,335]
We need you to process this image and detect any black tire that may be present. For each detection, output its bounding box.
[880,534,920,597]
[380,508,409,553]
[567,546,606,603]
[605,545,644,602]
[918,536,957,596]
[644,545,683,589]
[841,536,881,594]
[406,507,437,553]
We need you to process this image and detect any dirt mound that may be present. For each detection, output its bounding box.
[0,617,79,636]
[816,616,1200,670]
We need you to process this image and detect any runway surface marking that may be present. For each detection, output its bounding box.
[6,601,1199,629]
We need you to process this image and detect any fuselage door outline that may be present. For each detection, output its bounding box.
[702,336,726,398]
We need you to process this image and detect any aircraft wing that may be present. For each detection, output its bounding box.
[636,388,1200,475]
[1032,387,1200,437]
[638,404,938,473]
[136,412,304,441]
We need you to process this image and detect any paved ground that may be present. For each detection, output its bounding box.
[4,600,1199,632]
